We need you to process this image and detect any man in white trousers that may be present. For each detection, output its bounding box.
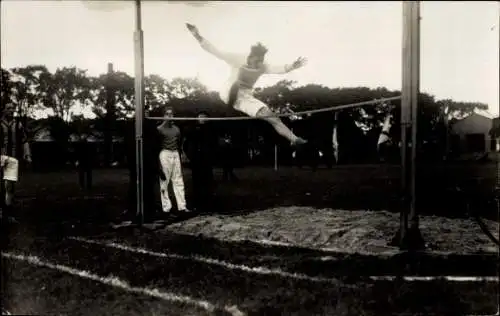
[186,23,308,147]
[157,107,190,215]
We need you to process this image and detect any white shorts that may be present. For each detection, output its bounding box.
[232,89,268,117]
[0,155,19,182]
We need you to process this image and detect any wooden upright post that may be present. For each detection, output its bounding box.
[390,1,425,250]
[134,0,145,225]
[496,2,500,202]
[408,1,423,247]
[105,62,115,167]
[274,145,278,171]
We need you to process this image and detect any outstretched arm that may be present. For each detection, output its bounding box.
[265,56,308,75]
[186,23,242,66]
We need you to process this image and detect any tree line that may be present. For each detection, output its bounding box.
[1,65,489,166]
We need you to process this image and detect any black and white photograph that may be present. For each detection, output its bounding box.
[1,1,499,315]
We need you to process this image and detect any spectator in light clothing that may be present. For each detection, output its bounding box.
[157,107,190,214]
[0,103,31,223]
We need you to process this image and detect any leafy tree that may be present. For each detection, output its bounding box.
[254,80,297,113]
[437,99,488,121]
[144,74,173,112]
[92,71,135,119]
[1,68,14,109]
[3,62,494,165]
[169,77,208,100]
[9,65,50,123]
[39,67,93,122]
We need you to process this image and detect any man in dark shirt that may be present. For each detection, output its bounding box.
[219,133,238,182]
[183,111,218,213]
[157,107,190,214]
[74,134,94,191]
[0,103,31,223]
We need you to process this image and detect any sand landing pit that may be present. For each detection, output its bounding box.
[163,207,499,255]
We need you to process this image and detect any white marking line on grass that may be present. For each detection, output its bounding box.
[1,252,245,316]
[369,276,498,282]
[237,238,499,257]
[70,237,499,285]
[1,308,12,315]
[166,233,401,257]
[69,236,344,284]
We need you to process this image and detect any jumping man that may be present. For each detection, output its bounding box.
[186,23,308,146]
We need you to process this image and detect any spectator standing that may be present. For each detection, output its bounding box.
[157,107,190,215]
[0,103,31,223]
[74,134,94,191]
[219,133,238,182]
[183,111,218,212]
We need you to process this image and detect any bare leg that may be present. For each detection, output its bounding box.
[3,180,18,223]
[1,156,19,221]
[256,107,307,146]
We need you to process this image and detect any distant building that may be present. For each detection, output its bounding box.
[449,113,499,159]
[32,127,54,142]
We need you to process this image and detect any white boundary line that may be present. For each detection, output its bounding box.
[369,276,498,282]
[230,238,499,257]
[1,252,245,316]
[69,237,344,284]
[70,237,499,283]
[169,233,498,257]
[1,308,12,315]
[248,238,400,256]
[159,232,401,257]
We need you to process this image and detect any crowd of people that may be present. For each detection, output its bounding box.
[0,102,241,224]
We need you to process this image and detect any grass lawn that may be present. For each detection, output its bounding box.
[1,164,498,315]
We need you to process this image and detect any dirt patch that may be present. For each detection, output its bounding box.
[163,207,499,255]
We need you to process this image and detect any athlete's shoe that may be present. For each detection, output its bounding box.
[291,137,308,147]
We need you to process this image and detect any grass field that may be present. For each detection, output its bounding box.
[1,164,499,315]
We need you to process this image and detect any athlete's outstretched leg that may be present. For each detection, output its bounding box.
[233,93,307,146]
[256,106,307,146]
[1,156,19,223]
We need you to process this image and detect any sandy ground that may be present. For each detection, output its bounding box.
[163,207,499,255]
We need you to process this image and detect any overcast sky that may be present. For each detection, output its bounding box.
[1,1,498,117]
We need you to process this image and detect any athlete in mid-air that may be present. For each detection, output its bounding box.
[186,23,308,147]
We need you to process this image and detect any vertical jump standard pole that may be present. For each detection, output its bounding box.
[134,0,145,225]
[393,1,411,248]
[274,145,278,171]
[496,1,500,209]
[392,1,424,250]
[408,0,423,247]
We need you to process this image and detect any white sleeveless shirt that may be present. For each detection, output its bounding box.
[200,39,290,104]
